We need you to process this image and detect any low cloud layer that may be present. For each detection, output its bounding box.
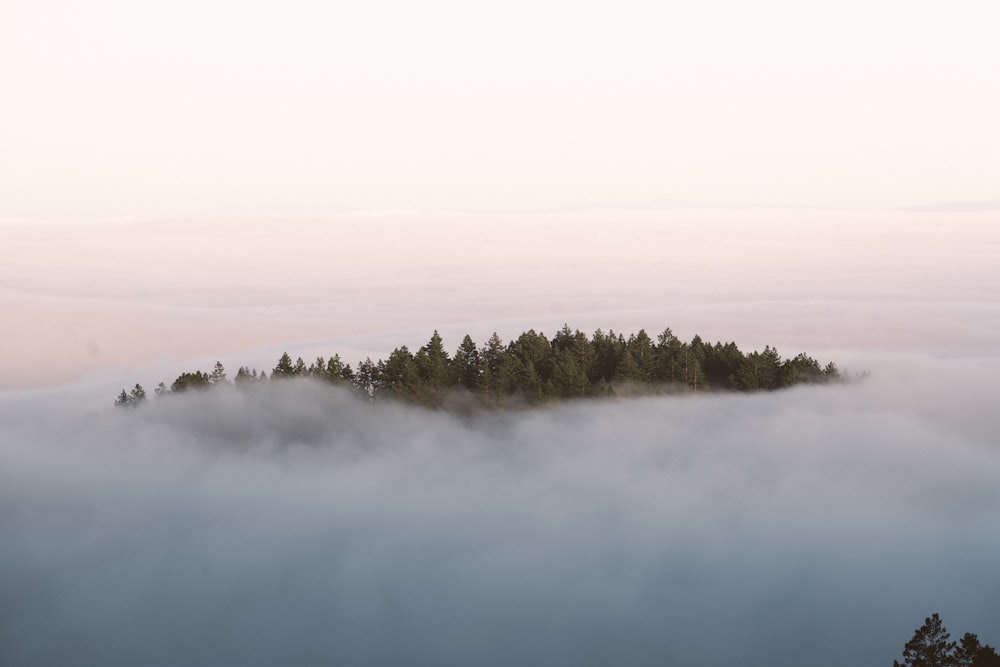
[3,355,998,666]
[4,210,999,391]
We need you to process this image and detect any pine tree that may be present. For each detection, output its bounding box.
[956,633,1000,667]
[114,388,130,408]
[234,366,254,386]
[894,614,958,667]
[378,346,422,402]
[308,356,327,380]
[353,358,377,398]
[591,328,625,383]
[114,384,147,408]
[209,361,227,385]
[325,354,353,383]
[171,371,210,392]
[272,352,295,378]
[552,347,589,397]
[451,334,483,391]
[416,330,451,393]
[654,328,683,384]
[481,332,511,401]
[624,330,654,382]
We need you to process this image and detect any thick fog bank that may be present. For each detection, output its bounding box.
[2,360,999,666]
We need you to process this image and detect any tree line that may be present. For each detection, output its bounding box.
[894,613,998,667]
[115,325,842,410]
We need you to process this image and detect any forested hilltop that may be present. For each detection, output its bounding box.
[116,326,842,410]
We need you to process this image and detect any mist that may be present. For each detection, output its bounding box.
[3,209,999,665]
[3,353,999,666]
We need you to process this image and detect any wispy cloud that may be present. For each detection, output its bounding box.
[3,358,998,666]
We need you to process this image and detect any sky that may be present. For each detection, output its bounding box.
[2,0,999,218]
[2,1,1000,665]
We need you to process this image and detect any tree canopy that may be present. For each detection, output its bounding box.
[894,614,999,667]
[116,325,844,410]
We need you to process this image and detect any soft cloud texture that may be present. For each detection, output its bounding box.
[2,208,998,665]
[2,364,998,666]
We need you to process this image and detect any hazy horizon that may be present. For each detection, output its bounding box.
[3,1,998,664]
[4,206,999,665]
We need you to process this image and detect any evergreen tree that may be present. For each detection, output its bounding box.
[451,334,483,391]
[209,361,227,385]
[171,371,210,392]
[653,328,684,384]
[308,356,327,380]
[615,349,640,383]
[481,332,512,401]
[782,352,823,386]
[894,614,958,667]
[956,633,1000,667]
[591,328,625,383]
[325,354,353,383]
[112,383,147,407]
[114,388,131,408]
[234,366,255,386]
[378,346,423,402]
[353,358,377,398]
[684,337,707,390]
[732,346,781,391]
[626,329,655,382]
[507,330,554,403]
[115,324,844,409]
[273,352,295,378]
[552,347,590,397]
[416,330,451,394]
[551,325,593,396]
[702,341,744,388]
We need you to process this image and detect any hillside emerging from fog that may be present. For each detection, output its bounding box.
[117,326,841,411]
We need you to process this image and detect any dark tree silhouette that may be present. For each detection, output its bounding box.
[893,615,999,667]
[956,633,1000,667]
[894,614,957,667]
[123,326,845,410]
[114,384,147,408]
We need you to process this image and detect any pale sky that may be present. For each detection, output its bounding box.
[3,209,999,392]
[2,0,998,219]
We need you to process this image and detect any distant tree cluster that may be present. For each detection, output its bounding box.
[894,613,999,667]
[116,325,842,410]
[113,383,146,409]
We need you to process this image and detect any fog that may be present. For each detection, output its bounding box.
[2,210,999,665]
[3,357,999,666]
[4,209,999,392]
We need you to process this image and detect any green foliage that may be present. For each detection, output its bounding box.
[209,361,227,385]
[170,371,210,392]
[114,384,147,409]
[122,326,844,410]
[272,352,295,379]
[415,331,451,405]
[451,334,483,390]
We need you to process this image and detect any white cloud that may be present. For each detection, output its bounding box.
[2,362,998,665]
